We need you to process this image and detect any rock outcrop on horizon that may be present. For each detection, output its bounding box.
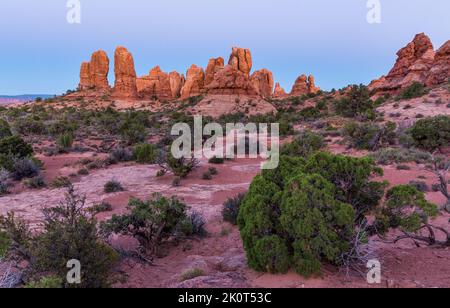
[205,57,225,86]
[250,69,274,98]
[180,65,205,99]
[113,47,138,98]
[426,40,450,86]
[228,47,252,77]
[79,50,110,92]
[75,45,326,101]
[136,66,173,101]
[290,74,320,96]
[273,82,288,99]
[169,71,185,99]
[369,33,450,94]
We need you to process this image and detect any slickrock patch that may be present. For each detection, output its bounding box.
[188,94,276,118]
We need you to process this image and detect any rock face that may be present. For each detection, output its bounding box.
[228,47,252,77]
[169,71,185,99]
[290,74,321,96]
[369,33,450,94]
[136,66,173,100]
[113,47,138,98]
[273,82,288,99]
[180,65,205,99]
[205,65,258,96]
[78,50,110,91]
[205,57,225,86]
[426,40,450,86]
[250,69,274,98]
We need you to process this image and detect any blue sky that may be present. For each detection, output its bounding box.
[0,0,449,95]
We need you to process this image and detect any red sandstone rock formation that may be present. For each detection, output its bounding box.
[290,74,321,96]
[169,71,184,99]
[426,40,450,86]
[273,82,288,99]
[113,47,138,98]
[228,47,252,77]
[250,69,274,98]
[369,33,450,94]
[205,57,225,86]
[78,50,110,91]
[180,65,205,99]
[205,65,258,96]
[136,66,173,101]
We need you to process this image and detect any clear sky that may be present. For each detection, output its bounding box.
[0,0,449,95]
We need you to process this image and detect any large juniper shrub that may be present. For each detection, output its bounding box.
[409,115,450,151]
[101,194,201,256]
[281,130,325,157]
[334,85,375,118]
[343,121,397,151]
[238,152,386,277]
[374,185,449,247]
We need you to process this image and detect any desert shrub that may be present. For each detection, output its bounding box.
[0,231,11,258]
[56,133,74,151]
[50,176,72,188]
[299,107,321,120]
[281,130,325,157]
[370,148,432,165]
[0,135,33,159]
[0,169,10,195]
[77,168,89,176]
[0,119,12,139]
[238,153,386,277]
[104,180,124,193]
[374,185,449,246]
[408,180,429,192]
[180,268,205,282]
[119,115,147,145]
[47,119,78,136]
[109,147,132,163]
[208,156,224,164]
[101,194,194,256]
[202,171,212,180]
[208,167,218,175]
[180,211,207,237]
[396,82,428,101]
[158,152,199,178]
[32,186,119,288]
[343,121,396,151]
[222,193,246,225]
[88,202,113,214]
[172,176,181,187]
[24,276,63,289]
[23,175,46,189]
[133,143,157,164]
[12,117,46,136]
[396,164,411,170]
[409,116,450,151]
[10,158,40,181]
[334,85,375,118]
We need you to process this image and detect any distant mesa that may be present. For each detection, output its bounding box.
[369,33,450,95]
[74,46,322,101]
